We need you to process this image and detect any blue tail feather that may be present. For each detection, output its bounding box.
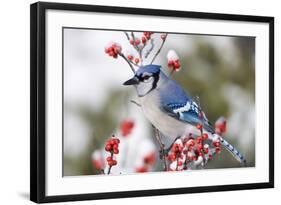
[219,137,247,166]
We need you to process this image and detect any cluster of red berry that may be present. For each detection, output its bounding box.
[168,59,181,71]
[120,119,134,137]
[129,32,154,47]
[166,123,222,171]
[127,54,140,65]
[91,159,103,170]
[105,136,120,167]
[135,152,156,173]
[104,42,122,59]
[167,50,181,72]
[215,116,227,135]
[143,32,154,40]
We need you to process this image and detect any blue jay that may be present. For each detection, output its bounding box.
[123,64,246,165]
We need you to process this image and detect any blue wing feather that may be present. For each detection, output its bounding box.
[159,79,214,133]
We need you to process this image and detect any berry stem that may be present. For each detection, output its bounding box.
[150,33,168,64]
[144,39,155,59]
[107,152,113,174]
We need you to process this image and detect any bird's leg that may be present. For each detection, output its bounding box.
[153,127,168,171]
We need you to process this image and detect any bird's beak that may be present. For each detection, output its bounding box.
[123,76,139,85]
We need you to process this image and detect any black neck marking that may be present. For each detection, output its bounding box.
[146,70,160,95]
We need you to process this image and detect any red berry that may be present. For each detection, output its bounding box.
[92,159,103,170]
[135,38,140,45]
[216,147,221,153]
[105,144,112,152]
[197,144,203,150]
[169,153,176,161]
[130,39,134,45]
[177,161,183,166]
[144,153,156,165]
[173,61,180,69]
[208,154,213,160]
[196,137,202,144]
[141,36,147,44]
[120,120,134,137]
[127,55,133,60]
[136,166,148,173]
[109,139,115,145]
[106,156,112,161]
[112,160,117,166]
[161,34,166,40]
[203,133,208,140]
[187,139,195,147]
[134,58,140,64]
[178,146,183,152]
[196,124,203,130]
[214,142,221,147]
[203,148,209,154]
[108,160,114,166]
[168,60,174,67]
[108,51,114,56]
[113,149,119,154]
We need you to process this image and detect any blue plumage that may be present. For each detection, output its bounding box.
[158,76,214,133]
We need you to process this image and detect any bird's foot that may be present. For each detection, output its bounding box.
[159,148,170,160]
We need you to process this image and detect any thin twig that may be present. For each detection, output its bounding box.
[124,32,130,40]
[107,152,113,174]
[118,53,136,74]
[145,39,155,59]
[176,157,179,171]
[128,59,139,67]
[131,32,144,65]
[169,69,175,77]
[199,126,206,166]
[130,32,140,51]
[151,33,168,64]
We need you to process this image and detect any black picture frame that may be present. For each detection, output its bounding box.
[30,2,274,203]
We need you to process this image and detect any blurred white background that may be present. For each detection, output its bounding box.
[0,0,279,204]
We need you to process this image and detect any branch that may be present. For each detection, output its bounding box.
[118,53,136,74]
[130,32,140,51]
[131,32,144,65]
[128,59,140,67]
[151,33,168,64]
[107,152,113,174]
[144,39,155,59]
[153,127,168,171]
[124,32,130,41]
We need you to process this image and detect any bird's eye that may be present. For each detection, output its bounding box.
[143,75,150,80]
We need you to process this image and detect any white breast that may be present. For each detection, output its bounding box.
[139,91,200,138]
